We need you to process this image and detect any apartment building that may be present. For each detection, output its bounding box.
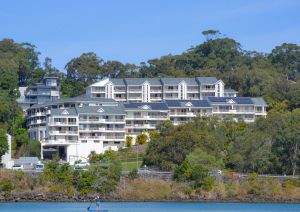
[165,100,213,125]
[124,102,169,141]
[24,77,267,163]
[42,104,125,164]
[86,77,232,102]
[17,76,60,111]
[207,97,267,122]
[26,95,117,142]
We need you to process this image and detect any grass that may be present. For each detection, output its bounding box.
[121,161,142,172]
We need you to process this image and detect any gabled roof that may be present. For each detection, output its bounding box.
[30,95,116,109]
[196,77,218,84]
[111,78,126,86]
[124,78,148,86]
[75,105,125,115]
[208,97,253,104]
[124,102,169,110]
[160,78,188,85]
[165,100,211,107]
[251,97,268,106]
[51,108,78,116]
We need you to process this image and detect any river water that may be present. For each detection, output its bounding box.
[1,202,300,212]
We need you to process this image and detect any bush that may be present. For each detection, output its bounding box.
[136,134,147,145]
[128,168,138,180]
[126,136,133,147]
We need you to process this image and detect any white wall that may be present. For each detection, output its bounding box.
[1,134,14,168]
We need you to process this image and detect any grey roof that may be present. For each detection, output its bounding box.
[208,97,253,105]
[251,97,268,106]
[145,78,162,86]
[51,108,78,116]
[111,78,126,86]
[75,105,125,115]
[196,77,218,84]
[160,78,187,85]
[30,95,116,109]
[124,102,169,110]
[165,100,212,108]
[124,78,145,86]
[224,88,238,93]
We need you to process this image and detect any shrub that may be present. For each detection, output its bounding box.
[136,134,148,145]
[126,136,133,147]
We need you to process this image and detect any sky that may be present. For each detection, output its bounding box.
[1,0,300,71]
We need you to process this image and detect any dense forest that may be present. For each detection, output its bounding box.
[0,30,299,169]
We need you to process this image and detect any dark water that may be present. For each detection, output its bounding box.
[1,202,300,212]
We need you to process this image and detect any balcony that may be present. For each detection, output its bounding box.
[104,136,125,140]
[80,135,105,140]
[105,119,125,123]
[150,89,162,93]
[48,122,77,126]
[79,119,105,123]
[169,112,195,116]
[48,131,78,135]
[127,96,142,100]
[106,128,125,132]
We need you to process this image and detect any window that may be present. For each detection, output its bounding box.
[94,140,100,143]
[81,140,87,143]
[114,141,121,144]
[103,141,109,144]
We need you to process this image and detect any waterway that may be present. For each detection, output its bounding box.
[1,202,300,212]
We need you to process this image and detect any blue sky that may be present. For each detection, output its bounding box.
[1,0,300,71]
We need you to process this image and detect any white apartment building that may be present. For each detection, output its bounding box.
[86,77,236,102]
[124,102,170,142]
[26,96,118,142]
[24,77,267,163]
[42,104,125,164]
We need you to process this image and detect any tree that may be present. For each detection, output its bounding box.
[269,43,300,80]
[136,133,148,145]
[0,129,8,163]
[174,148,222,190]
[126,136,133,147]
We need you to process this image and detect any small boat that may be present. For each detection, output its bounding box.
[87,210,108,212]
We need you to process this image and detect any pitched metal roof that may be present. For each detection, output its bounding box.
[165,100,212,107]
[251,97,268,106]
[51,108,78,116]
[208,97,253,104]
[124,102,169,110]
[111,78,126,86]
[75,105,125,115]
[196,77,218,84]
[30,95,116,109]
[124,78,147,86]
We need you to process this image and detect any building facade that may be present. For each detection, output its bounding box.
[17,76,60,111]
[27,97,267,163]
[86,77,238,102]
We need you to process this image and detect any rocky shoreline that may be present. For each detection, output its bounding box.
[1,193,300,204]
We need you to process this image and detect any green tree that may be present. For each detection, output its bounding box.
[126,135,133,147]
[136,133,148,145]
[0,129,8,163]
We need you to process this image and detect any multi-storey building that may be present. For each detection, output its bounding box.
[17,76,60,111]
[24,77,267,163]
[43,104,125,163]
[124,102,169,140]
[165,100,213,125]
[26,95,117,142]
[86,77,231,102]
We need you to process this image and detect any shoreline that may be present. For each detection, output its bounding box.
[2,194,300,204]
